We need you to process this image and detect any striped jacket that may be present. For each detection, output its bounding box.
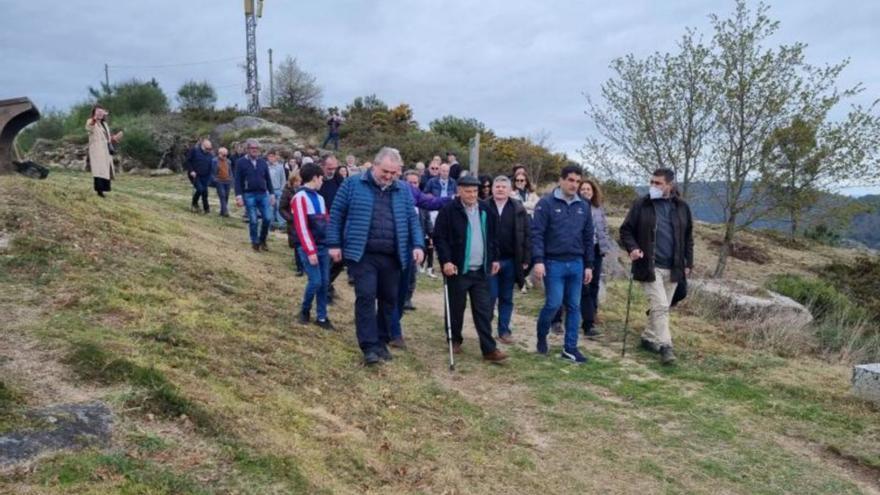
[291,187,328,256]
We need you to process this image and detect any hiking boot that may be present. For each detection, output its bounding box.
[452,343,463,354]
[483,349,509,363]
[550,322,563,335]
[297,311,310,325]
[252,244,261,252]
[377,346,393,362]
[314,318,334,330]
[640,338,660,354]
[363,351,382,366]
[536,336,548,355]
[583,327,602,340]
[389,338,407,350]
[659,345,677,365]
[259,242,269,252]
[560,347,589,364]
[497,333,515,345]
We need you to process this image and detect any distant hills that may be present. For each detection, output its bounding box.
[646,183,880,250]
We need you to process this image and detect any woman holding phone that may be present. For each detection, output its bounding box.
[86,105,123,197]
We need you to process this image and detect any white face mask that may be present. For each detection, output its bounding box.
[649,186,665,199]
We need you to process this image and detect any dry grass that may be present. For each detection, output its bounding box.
[0,170,878,494]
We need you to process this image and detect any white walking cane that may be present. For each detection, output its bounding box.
[443,276,455,371]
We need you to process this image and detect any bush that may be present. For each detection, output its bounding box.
[824,256,880,320]
[92,78,169,117]
[176,80,217,111]
[767,274,865,322]
[15,109,65,153]
[114,115,162,167]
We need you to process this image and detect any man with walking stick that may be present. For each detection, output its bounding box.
[433,175,508,364]
[619,168,694,365]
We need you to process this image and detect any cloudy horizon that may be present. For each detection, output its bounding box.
[2,0,878,194]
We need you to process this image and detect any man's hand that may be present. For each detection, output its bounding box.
[308,254,318,266]
[584,268,593,285]
[113,131,124,141]
[442,262,458,277]
[235,196,244,208]
[189,171,196,179]
[413,249,424,265]
[532,262,545,280]
[329,248,342,262]
[491,262,500,275]
[629,249,644,261]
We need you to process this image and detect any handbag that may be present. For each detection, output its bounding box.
[107,142,117,155]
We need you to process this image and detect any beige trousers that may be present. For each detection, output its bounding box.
[640,268,678,346]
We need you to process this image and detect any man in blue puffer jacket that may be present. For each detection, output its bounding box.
[327,147,425,365]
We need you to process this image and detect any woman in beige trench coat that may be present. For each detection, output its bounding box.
[86,105,123,197]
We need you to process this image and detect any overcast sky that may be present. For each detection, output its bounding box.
[2,0,878,194]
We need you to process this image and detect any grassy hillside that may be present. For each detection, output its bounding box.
[1,170,878,494]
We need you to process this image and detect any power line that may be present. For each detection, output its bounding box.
[109,56,243,70]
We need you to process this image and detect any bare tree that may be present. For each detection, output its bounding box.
[274,56,322,111]
[584,31,714,197]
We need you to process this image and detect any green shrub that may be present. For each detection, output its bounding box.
[15,109,65,153]
[91,78,169,117]
[119,126,161,167]
[824,256,880,320]
[767,274,865,322]
[62,102,94,137]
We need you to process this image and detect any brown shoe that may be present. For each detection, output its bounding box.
[497,334,515,344]
[483,349,508,363]
[259,242,269,251]
[452,343,462,354]
[389,338,407,350]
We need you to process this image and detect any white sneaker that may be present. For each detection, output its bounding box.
[426,268,437,278]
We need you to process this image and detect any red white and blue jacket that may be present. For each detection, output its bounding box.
[291,187,329,255]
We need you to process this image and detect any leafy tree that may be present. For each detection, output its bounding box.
[705,1,874,276]
[89,78,169,116]
[176,80,217,111]
[429,115,495,147]
[274,56,322,111]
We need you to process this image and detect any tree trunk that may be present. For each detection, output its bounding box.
[713,214,737,278]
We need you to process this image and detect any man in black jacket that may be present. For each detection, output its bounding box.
[619,168,694,365]
[487,175,531,344]
[434,176,508,363]
[186,139,214,214]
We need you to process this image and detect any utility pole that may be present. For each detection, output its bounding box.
[243,0,264,114]
[104,63,109,88]
[268,48,274,107]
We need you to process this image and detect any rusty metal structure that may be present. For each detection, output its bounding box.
[0,97,40,175]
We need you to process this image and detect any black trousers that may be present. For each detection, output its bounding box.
[348,253,400,354]
[444,270,497,355]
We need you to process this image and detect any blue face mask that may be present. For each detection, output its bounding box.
[649,186,664,199]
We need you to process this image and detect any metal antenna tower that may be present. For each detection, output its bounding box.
[244,0,264,114]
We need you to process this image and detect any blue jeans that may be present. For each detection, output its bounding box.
[298,247,330,320]
[322,132,340,150]
[216,182,231,215]
[272,190,285,228]
[536,258,584,351]
[490,258,516,336]
[243,192,273,246]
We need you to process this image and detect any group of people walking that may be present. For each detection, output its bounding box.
[86,111,694,368]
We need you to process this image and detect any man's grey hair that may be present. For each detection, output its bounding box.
[403,169,420,179]
[245,138,260,149]
[493,175,511,187]
[374,147,403,166]
[293,150,303,159]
